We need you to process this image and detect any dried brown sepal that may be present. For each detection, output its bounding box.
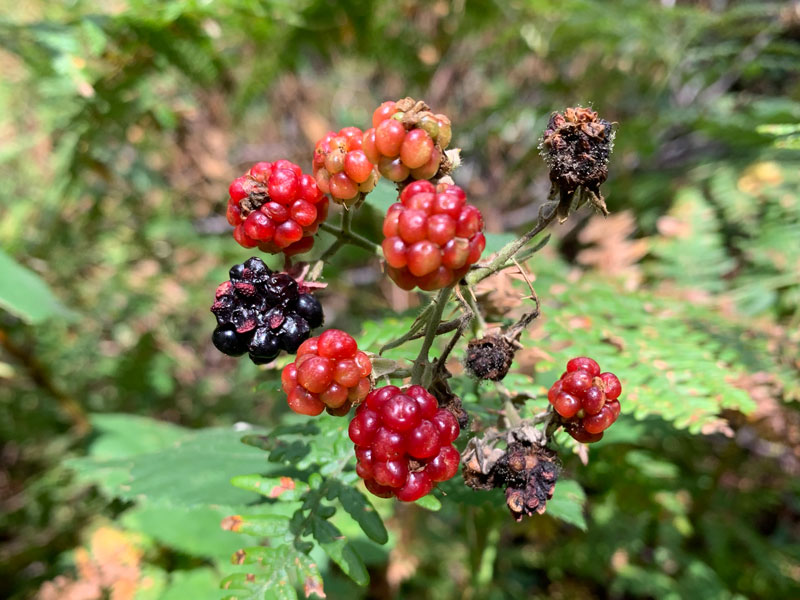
[465,335,516,381]
[429,377,470,430]
[498,442,559,521]
[462,440,559,521]
[539,106,614,222]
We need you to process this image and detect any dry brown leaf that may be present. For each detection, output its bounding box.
[473,265,534,317]
[577,211,647,290]
[37,526,142,600]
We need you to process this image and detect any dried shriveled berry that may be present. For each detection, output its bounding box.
[465,335,516,381]
[462,441,559,521]
[539,107,615,221]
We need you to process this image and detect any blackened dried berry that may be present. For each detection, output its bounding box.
[462,441,559,521]
[210,257,324,364]
[465,335,515,381]
[540,107,614,221]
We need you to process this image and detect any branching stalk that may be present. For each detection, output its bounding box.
[411,286,453,384]
[465,201,557,286]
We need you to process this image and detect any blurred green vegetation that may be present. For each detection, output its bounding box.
[1,0,799,598]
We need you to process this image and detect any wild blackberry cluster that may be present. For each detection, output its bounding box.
[548,356,622,443]
[364,97,452,182]
[381,181,486,291]
[349,385,461,502]
[210,257,323,365]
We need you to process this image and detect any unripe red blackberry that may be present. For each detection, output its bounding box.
[382,181,485,291]
[226,160,328,255]
[281,329,372,417]
[313,128,379,207]
[548,356,622,442]
[363,98,452,183]
[349,385,461,502]
[210,257,324,364]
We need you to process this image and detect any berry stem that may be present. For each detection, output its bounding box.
[462,285,486,336]
[379,301,435,354]
[341,206,353,234]
[465,200,558,286]
[411,286,453,384]
[309,210,352,280]
[318,220,382,256]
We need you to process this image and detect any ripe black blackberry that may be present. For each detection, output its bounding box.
[210,257,324,364]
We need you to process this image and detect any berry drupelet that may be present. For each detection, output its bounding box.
[548,356,622,442]
[313,127,379,206]
[210,257,324,364]
[349,385,461,502]
[382,180,486,291]
[281,329,372,417]
[363,98,452,182]
[227,160,329,256]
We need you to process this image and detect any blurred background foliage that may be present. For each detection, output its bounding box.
[1,0,799,598]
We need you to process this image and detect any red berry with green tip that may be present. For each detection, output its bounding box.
[548,357,622,442]
[281,329,371,416]
[314,128,378,206]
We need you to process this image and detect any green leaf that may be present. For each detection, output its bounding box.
[291,553,325,599]
[310,516,369,586]
[222,514,291,538]
[331,481,388,544]
[414,494,442,511]
[122,502,258,559]
[0,249,75,323]
[546,479,587,530]
[221,569,298,600]
[231,474,309,502]
[162,569,225,600]
[221,545,324,599]
[68,421,273,505]
[88,413,186,459]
